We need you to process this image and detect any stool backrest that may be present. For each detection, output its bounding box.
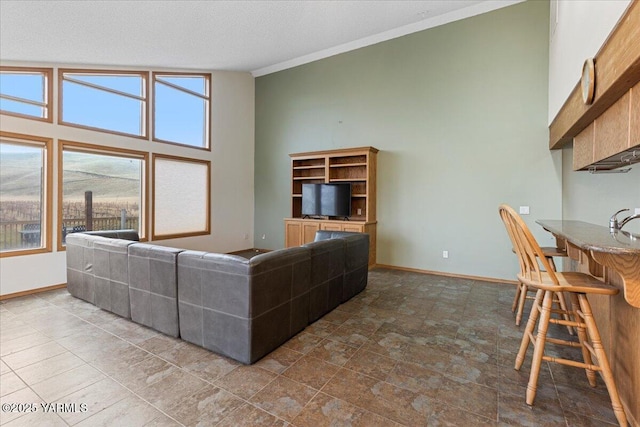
[498,204,559,286]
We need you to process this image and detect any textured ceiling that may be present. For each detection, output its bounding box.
[0,0,520,76]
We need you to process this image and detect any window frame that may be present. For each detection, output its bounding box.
[0,131,53,258]
[58,69,149,140]
[0,66,53,123]
[152,153,211,240]
[57,140,149,251]
[152,72,211,151]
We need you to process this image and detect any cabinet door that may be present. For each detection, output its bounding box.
[285,221,302,247]
[594,91,630,161]
[321,223,342,232]
[573,122,594,170]
[302,222,320,244]
[342,224,364,233]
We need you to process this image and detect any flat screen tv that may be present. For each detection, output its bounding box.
[302,183,352,218]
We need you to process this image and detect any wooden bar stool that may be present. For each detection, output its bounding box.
[498,205,627,427]
[503,220,571,331]
[510,245,569,327]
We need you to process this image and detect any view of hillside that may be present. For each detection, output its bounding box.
[1,149,141,247]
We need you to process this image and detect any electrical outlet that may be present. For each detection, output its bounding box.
[261,234,266,240]
[357,208,362,215]
[635,208,640,216]
[442,250,449,259]
[243,233,249,240]
[519,206,530,215]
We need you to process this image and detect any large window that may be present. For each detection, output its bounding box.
[59,141,147,248]
[152,154,210,239]
[60,70,148,138]
[0,132,52,257]
[153,73,210,149]
[0,67,52,122]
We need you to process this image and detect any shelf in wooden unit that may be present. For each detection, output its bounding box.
[293,176,326,181]
[329,178,365,182]
[293,165,325,170]
[330,163,367,168]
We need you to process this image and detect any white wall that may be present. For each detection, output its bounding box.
[548,0,639,234]
[0,64,255,296]
[548,0,631,123]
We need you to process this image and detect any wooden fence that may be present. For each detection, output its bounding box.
[0,217,139,250]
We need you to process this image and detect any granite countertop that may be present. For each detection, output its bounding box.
[536,220,640,256]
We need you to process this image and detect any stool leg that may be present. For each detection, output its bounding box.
[515,283,528,326]
[568,293,597,387]
[526,290,553,406]
[555,292,575,336]
[578,294,628,427]
[516,288,544,371]
[512,282,521,313]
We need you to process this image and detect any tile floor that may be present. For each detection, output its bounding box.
[0,268,621,426]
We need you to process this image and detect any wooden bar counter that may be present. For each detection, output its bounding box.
[537,220,640,426]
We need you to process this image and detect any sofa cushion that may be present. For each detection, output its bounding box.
[93,238,136,318]
[302,239,345,322]
[177,246,311,364]
[128,243,183,337]
[66,233,101,304]
[314,231,369,302]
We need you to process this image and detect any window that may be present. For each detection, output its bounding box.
[60,70,147,138]
[0,67,52,122]
[152,154,210,239]
[0,132,52,257]
[153,73,210,149]
[59,141,147,249]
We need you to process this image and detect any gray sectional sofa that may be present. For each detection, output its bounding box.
[65,229,369,364]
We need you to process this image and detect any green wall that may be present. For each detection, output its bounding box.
[255,0,559,281]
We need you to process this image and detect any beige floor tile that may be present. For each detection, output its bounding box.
[0,387,43,425]
[0,333,52,357]
[164,384,244,426]
[30,364,105,403]
[74,395,165,427]
[1,341,68,371]
[0,372,26,397]
[0,360,11,375]
[135,370,208,412]
[108,355,178,392]
[2,410,67,426]
[53,377,131,425]
[15,352,84,385]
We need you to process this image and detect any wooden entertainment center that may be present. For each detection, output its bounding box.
[284,146,378,265]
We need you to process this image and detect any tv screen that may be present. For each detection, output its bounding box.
[301,183,352,218]
[301,184,321,216]
[321,183,351,217]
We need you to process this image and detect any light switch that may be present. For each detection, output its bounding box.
[519,206,530,215]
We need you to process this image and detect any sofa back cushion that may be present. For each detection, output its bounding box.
[128,243,183,337]
[177,246,311,364]
[93,238,136,318]
[302,239,345,322]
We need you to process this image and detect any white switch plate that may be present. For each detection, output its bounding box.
[519,206,530,215]
[442,250,449,259]
[635,208,640,216]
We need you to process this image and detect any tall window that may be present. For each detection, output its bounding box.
[59,141,147,248]
[0,67,52,122]
[153,73,210,149]
[153,154,210,239]
[60,70,147,138]
[0,132,52,257]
